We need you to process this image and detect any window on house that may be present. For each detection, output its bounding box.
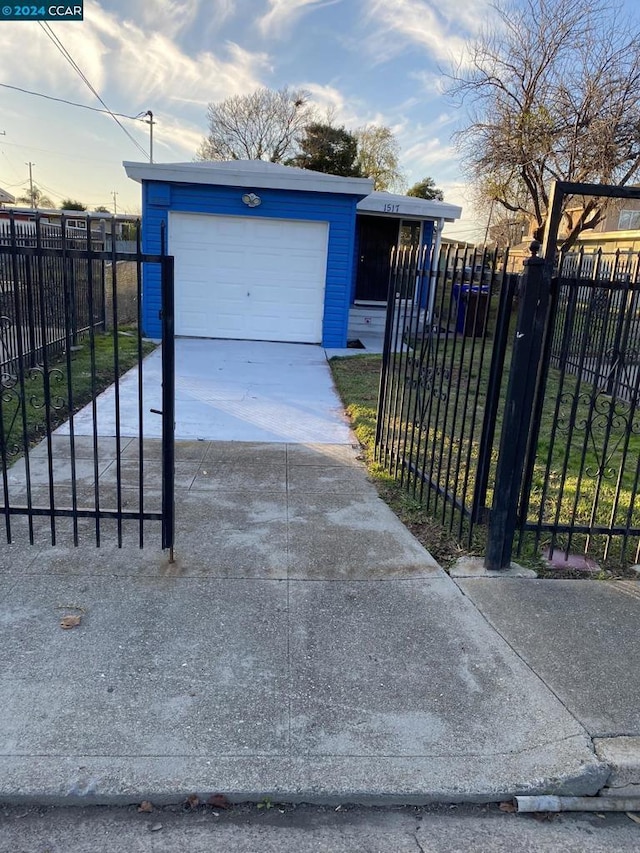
[617,209,640,231]
[399,220,421,247]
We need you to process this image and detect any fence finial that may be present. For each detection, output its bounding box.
[529,240,541,257]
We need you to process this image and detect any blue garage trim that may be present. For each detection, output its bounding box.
[422,220,434,250]
[419,220,435,309]
[141,180,362,347]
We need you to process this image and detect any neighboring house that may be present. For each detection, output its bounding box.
[574,196,640,254]
[123,160,462,348]
[506,196,640,258]
[0,188,15,206]
[0,206,134,246]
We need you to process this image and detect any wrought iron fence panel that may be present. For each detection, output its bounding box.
[376,243,514,542]
[517,249,640,563]
[0,218,107,370]
[0,212,174,552]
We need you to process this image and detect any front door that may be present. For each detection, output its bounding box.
[355,217,399,302]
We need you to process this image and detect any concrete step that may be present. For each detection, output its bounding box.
[348,313,387,336]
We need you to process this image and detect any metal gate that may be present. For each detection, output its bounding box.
[0,213,175,552]
[376,182,640,569]
[375,241,515,550]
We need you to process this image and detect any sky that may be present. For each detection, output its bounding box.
[0,0,629,241]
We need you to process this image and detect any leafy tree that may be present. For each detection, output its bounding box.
[407,176,444,201]
[59,199,87,211]
[197,86,314,162]
[355,125,405,191]
[16,186,54,209]
[120,221,139,241]
[288,123,362,177]
[93,205,111,214]
[449,0,640,249]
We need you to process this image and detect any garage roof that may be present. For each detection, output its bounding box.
[357,191,462,223]
[124,160,374,196]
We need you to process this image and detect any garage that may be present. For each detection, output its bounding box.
[170,212,328,343]
[124,159,373,348]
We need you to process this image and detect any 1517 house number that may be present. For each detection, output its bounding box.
[382,203,400,213]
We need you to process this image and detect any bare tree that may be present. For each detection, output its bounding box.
[355,125,405,191]
[197,86,315,162]
[449,0,640,249]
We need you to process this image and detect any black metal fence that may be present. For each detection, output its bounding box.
[0,216,120,370]
[0,213,175,551]
[376,243,515,541]
[518,248,640,563]
[376,238,640,567]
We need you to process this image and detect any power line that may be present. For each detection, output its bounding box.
[35,179,67,200]
[37,21,149,160]
[0,82,147,121]
[0,138,129,165]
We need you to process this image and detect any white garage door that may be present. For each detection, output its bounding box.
[170,212,329,343]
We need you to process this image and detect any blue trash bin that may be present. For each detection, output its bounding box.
[452,283,490,336]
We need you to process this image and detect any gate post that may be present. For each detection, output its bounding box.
[485,241,551,570]
[161,253,175,557]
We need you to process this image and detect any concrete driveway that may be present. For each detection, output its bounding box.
[3,337,617,805]
[58,338,353,444]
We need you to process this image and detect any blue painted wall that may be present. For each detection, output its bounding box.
[141,180,363,347]
[418,220,435,309]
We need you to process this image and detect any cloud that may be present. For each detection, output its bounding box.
[151,117,208,158]
[301,82,367,126]
[0,6,270,116]
[437,0,493,36]
[410,70,448,98]
[363,0,489,67]
[396,117,461,189]
[133,0,203,38]
[258,0,341,37]
[104,0,237,41]
[404,136,457,169]
[86,6,270,106]
[0,20,109,95]
[131,0,225,39]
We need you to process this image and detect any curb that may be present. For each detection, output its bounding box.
[594,737,640,798]
[0,745,610,808]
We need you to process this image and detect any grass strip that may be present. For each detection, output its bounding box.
[1,330,156,455]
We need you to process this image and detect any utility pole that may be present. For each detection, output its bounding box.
[483,198,495,246]
[145,110,154,163]
[26,161,35,208]
[112,191,118,214]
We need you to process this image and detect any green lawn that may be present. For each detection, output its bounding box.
[0,330,156,457]
[330,350,640,575]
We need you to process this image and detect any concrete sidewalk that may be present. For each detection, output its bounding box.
[3,438,637,806]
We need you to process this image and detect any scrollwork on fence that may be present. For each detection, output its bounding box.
[0,317,67,458]
[556,389,632,480]
[404,350,452,432]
